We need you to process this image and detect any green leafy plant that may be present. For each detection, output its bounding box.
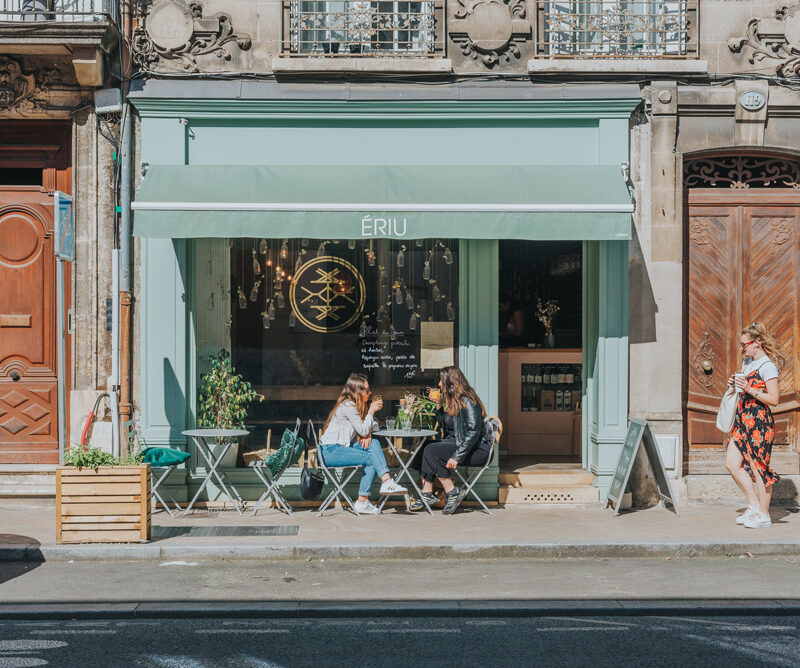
[197,349,263,429]
[64,444,144,468]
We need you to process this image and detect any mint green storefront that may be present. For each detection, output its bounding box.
[131,88,639,505]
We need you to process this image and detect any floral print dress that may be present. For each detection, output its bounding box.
[730,367,780,487]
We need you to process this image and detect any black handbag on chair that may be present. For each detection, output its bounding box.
[300,423,324,500]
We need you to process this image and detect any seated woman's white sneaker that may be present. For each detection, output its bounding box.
[379,479,408,495]
[743,511,772,529]
[353,499,380,515]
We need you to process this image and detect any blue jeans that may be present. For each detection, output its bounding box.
[319,439,389,498]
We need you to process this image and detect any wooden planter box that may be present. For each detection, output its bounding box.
[56,464,151,544]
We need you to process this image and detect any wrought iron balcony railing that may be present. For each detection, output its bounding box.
[0,0,115,22]
[535,1,698,58]
[281,0,445,57]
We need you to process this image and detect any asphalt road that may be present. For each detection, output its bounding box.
[1,613,799,667]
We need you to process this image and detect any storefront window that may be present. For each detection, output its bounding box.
[226,238,459,448]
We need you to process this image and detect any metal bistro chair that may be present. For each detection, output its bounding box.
[452,415,503,516]
[307,420,365,517]
[249,419,302,517]
[124,420,189,518]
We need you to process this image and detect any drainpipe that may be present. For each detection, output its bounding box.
[118,100,133,456]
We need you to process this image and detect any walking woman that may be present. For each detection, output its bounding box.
[409,366,492,515]
[726,322,781,529]
[318,373,406,515]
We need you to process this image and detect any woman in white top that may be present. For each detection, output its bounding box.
[726,322,781,529]
[318,373,406,515]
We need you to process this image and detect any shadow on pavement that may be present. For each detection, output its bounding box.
[0,534,41,585]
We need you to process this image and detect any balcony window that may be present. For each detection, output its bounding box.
[536,1,696,57]
[283,0,444,56]
[0,0,114,22]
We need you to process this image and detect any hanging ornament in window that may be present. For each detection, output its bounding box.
[261,310,271,329]
[288,310,297,327]
[379,266,387,285]
[237,287,247,310]
[301,238,309,247]
[405,290,414,310]
[260,239,268,254]
[366,241,376,266]
[295,254,304,272]
[394,285,403,304]
[389,324,397,341]
[348,239,356,250]
[443,246,453,265]
[397,245,406,267]
[432,282,441,302]
[280,240,289,260]
[276,290,285,309]
[422,260,431,280]
[227,238,234,248]
[409,312,418,330]
[250,280,261,302]
[415,239,423,247]
[359,319,368,337]
[252,250,261,275]
[267,300,276,320]
[317,241,327,258]
[377,304,386,323]
[446,301,455,321]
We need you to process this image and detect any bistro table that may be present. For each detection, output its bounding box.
[373,428,437,515]
[182,429,248,515]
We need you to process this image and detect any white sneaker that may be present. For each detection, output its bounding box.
[736,505,759,525]
[743,511,772,529]
[353,499,380,515]
[379,478,408,495]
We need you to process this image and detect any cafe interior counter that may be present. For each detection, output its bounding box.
[499,348,582,458]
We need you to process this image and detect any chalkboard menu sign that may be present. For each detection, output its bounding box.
[360,332,420,380]
[604,418,679,516]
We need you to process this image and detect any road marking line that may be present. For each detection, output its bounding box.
[30,630,116,635]
[366,629,460,633]
[194,629,289,634]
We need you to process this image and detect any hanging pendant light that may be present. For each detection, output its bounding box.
[295,254,304,272]
[317,241,327,258]
[415,239,423,247]
[432,283,441,301]
[395,286,403,304]
[446,301,455,321]
[267,300,276,320]
[405,290,414,310]
[348,239,356,250]
[261,310,271,329]
[276,290,285,309]
[237,287,247,310]
[443,246,453,265]
[260,239,268,254]
[280,240,289,260]
[252,250,261,275]
[366,240,376,267]
[409,312,418,330]
[301,238,309,247]
[288,310,297,327]
[250,280,261,302]
[359,319,368,337]
[397,245,405,268]
[379,266,387,285]
[389,324,397,341]
[422,260,431,280]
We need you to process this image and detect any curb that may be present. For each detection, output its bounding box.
[1,599,799,620]
[3,541,800,562]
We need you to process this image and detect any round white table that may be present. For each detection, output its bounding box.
[373,428,437,514]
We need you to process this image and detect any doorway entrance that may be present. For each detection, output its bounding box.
[685,154,800,475]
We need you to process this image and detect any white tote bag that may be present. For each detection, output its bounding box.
[716,386,738,433]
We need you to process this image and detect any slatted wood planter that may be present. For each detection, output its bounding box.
[56,465,151,544]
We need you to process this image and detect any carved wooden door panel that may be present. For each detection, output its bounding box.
[687,190,800,474]
[0,189,59,464]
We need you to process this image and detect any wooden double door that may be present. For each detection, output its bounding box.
[686,190,800,474]
[0,188,63,463]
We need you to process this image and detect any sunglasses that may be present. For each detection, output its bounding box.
[740,340,756,350]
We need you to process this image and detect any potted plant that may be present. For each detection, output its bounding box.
[536,298,560,348]
[56,445,150,544]
[197,350,263,467]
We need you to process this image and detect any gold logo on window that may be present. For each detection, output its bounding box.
[289,256,366,333]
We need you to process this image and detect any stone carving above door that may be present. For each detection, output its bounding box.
[449,0,531,67]
[0,58,59,114]
[132,0,252,72]
[729,5,800,76]
[684,156,800,190]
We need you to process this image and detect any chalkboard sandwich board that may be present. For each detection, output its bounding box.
[604,418,679,517]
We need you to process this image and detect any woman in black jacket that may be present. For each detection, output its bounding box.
[410,365,492,514]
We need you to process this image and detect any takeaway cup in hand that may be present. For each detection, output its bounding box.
[734,372,746,393]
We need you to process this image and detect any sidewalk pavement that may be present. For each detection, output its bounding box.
[1,499,799,562]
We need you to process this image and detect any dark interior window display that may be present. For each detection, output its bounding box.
[499,241,582,349]
[230,238,459,447]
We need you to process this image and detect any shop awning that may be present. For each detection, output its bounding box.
[132,164,633,241]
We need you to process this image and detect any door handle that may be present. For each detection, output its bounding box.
[700,360,713,374]
[9,371,20,382]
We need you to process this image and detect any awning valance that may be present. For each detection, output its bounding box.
[132,164,633,240]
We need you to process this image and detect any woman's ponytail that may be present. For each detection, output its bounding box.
[742,321,779,359]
